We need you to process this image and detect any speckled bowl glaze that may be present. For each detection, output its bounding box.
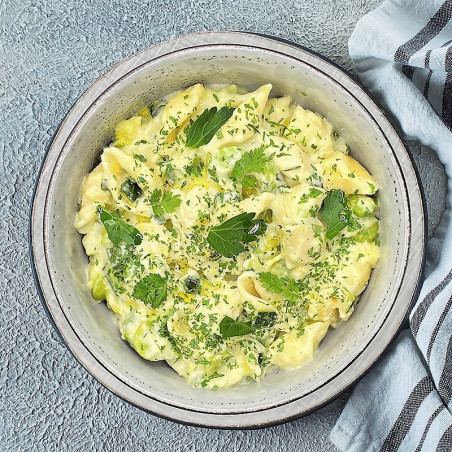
[30,32,425,428]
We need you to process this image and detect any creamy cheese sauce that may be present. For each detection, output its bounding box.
[75,84,380,390]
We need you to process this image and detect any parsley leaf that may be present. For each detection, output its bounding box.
[149,188,182,217]
[185,106,235,148]
[132,273,167,308]
[321,189,350,240]
[97,207,142,246]
[161,190,182,212]
[259,272,302,304]
[219,316,255,338]
[207,212,267,258]
[230,145,270,188]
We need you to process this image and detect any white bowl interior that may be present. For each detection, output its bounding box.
[45,44,411,414]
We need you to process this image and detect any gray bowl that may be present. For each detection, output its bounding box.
[30,32,425,428]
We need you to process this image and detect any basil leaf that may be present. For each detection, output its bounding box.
[186,106,235,148]
[132,273,167,308]
[321,189,350,240]
[326,209,350,239]
[207,212,266,258]
[97,207,142,246]
[219,316,255,338]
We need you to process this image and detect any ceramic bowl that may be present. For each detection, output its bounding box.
[30,32,425,428]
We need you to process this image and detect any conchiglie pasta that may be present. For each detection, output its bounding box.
[262,96,295,135]
[321,151,378,195]
[237,271,278,312]
[271,183,326,226]
[269,322,330,370]
[285,106,335,155]
[281,219,325,269]
[206,84,272,150]
[160,83,205,142]
[75,83,380,390]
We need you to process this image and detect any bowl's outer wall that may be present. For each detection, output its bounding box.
[31,32,425,428]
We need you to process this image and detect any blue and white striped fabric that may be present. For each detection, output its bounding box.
[330,1,452,451]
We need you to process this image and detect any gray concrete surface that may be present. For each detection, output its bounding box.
[1,0,447,450]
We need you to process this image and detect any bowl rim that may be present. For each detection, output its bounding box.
[29,31,426,429]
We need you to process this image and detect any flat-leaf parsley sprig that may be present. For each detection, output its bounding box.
[259,272,305,304]
[230,145,271,188]
[207,212,267,258]
[149,188,182,217]
[132,273,167,308]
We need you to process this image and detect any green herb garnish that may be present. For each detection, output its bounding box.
[321,189,350,240]
[120,178,142,202]
[133,153,147,162]
[106,245,142,290]
[207,212,267,258]
[185,106,235,148]
[201,371,224,387]
[299,187,324,203]
[132,273,167,308]
[253,311,277,328]
[97,206,142,246]
[309,188,323,198]
[149,188,182,217]
[230,145,270,188]
[185,156,204,177]
[259,273,303,303]
[219,316,255,338]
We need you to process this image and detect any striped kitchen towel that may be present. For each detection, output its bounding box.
[330,1,452,451]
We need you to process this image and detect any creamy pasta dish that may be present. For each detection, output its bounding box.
[75,84,380,390]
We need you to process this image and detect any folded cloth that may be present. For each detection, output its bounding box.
[330,1,452,451]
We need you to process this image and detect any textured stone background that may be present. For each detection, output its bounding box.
[1,0,447,451]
